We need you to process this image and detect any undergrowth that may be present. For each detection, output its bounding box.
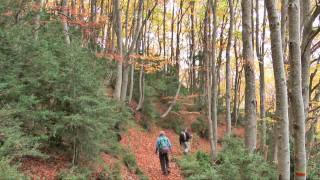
[178,137,277,180]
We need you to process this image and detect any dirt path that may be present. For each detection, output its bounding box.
[120,97,245,180]
[121,126,183,180]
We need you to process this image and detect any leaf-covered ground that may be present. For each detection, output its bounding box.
[20,95,244,179]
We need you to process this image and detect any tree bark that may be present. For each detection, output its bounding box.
[258,4,267,155]
[242,0,257,152]
[225,0,233,136]
[233,38,239,125]
[288,0,307,178]
[163,0,167,73]
[265,0,291,178]
[113,0,123,99]
[136,63,144,111]
[34,0,45,40]
[209,0,218,160]
[61,0,71,44]
[128,64,135,104]
[120,0,143,102]
[161,80,182,118]
[301,0,311,119]
[204,3,216,162]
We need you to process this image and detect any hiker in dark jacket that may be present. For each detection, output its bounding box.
[155,131,172,175]
[179,128,192,154]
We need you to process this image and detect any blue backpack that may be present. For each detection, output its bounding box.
[158,136,170,153]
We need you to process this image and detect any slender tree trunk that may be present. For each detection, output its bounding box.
[301,0,311,119]
[120,0,144,101]
[242,0,257,152]
[233,38,239,125]
[258,5,267,155]
[163,0,167,73]
[61,0,71,44]
[113,0,123,99]
[34,0,45,40]
[190,1,195,93]
[128,64,135,103]
[136,62,144,111]
[170,2,175,69]
[161,80,182,118]
[204,4,215,162]
[265,0,291,178]
[288,0,307,178]
[90,0,97,49]
[209,0,218,160]
[175,0,184,76]
[216,15,227,101]
[225,0,233,136]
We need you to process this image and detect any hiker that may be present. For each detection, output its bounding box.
[155,131,172,175]
[179,128,192,154]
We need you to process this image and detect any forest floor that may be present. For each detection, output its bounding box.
[21,94,244,179]
[120,97,245,180]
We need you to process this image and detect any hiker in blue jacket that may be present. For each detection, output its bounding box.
[155,131,172,175]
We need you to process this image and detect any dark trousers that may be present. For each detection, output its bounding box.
[159,152,169,174]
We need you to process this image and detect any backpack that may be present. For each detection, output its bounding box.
[158,136,170,153]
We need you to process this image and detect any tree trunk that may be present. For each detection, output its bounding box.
[128,64,135,104]
[61,0,71,44]
[170,2,175,69]
[161,80,182,118]
[120,0,143,102]
[204,3,216,162]
[233,38,239,125]
[225,0,233,136]
[265,0,291,178]
[136,62,144,111]
[301,0,311,119]
[258,4,267,155]
[163,0,167,73]
[242,0,257,152]
[113,0,123,99]
[209,0,218,160]
[34,0,45,40]
[288,0,307,178]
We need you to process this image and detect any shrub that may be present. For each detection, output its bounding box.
[0,158,27,180]
[172,102,182,112]
[178,151,219,179]
[217,137,277,180]
[308,148,320,179]
[178,137,277,180]
[157,113,184,134]
[122,152,137,172]
[58,167,91,180]
[0,22,132,165]
[191,116,209,139]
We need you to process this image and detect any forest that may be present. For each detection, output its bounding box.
[0,0,319,179]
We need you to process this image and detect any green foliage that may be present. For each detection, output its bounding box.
[157,113,184,133]
[191,116,209,139]
[140,97,159,130]
[178,151,219,179]
[172,102,182,112]
[58,167,91,180]
[122,152,137,172]
[0,21,132,168]
[0,158,27,180]
[308,147,320,179]
[217,137,277,180]
[107,162,122,180]
[178,137,277,180]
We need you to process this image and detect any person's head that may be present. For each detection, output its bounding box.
[159,131,165,136]
[184,128,188,132]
